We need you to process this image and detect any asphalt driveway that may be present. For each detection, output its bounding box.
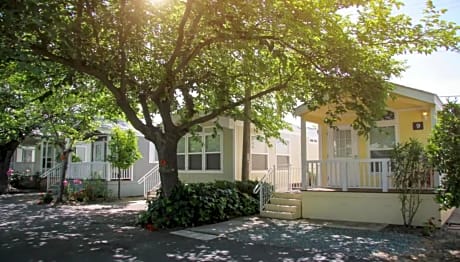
[0,193,456,261]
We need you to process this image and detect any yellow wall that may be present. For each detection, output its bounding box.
[302,93,437,161]
[301,191,449,227]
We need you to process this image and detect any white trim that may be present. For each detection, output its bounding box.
[327,125,358,159]
[177,130,224,173]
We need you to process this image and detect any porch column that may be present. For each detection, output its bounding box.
[300,117,308,190]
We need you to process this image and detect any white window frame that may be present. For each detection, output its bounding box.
[275,138,290,168]
[368,110,399,159]
[177,129,223,173]
[251,136,269,171]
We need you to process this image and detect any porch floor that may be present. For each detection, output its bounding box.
[302,187,437,194]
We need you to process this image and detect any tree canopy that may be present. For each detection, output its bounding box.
[1,0,459,196]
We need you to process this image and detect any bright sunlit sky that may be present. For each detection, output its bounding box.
[392,0,460,97]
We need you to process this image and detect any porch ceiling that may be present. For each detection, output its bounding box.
[299,94,433,123]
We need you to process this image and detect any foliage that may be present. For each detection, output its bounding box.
[40,191,54,204]
[108,127,142,170]
[65,176,110,202]
[9,171,41,189]
[107,126,141,199]
[137,181,258,228]
[428,101,460,209]
[422,217,438,237]
[1,0,459,197]
[391,139,431,227]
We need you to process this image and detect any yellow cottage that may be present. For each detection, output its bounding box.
[290,84,454,226]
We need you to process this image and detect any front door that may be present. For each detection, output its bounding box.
[328,126,359,187]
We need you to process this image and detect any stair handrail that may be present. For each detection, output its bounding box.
[253,165,275,212]
[137,163,160,198]
[40,163,64,178]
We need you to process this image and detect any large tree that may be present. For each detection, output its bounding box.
[1,0,459,197]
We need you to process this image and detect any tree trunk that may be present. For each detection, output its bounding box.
[0,140,21,194]
[57,149,70,203]
[117,167,121,200]
[241,85,252,181]
[157,136,180,198]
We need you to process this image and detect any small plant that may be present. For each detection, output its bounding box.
[392,139,431,227]
[422,217,438,237]
[40,191,54,204]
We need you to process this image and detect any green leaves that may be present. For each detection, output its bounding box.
[139,180,258,228]
[107,126,142,169]
[428,101,460,209]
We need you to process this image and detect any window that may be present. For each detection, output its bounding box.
[176,129,222,171]
[75,146,87,162]
[369,126,395,159]
[188,136,202,170]
[16,147,35,163]
[333,129,352,158]
[205,134,221,170]
[307,127,318,143]
[177,137,186,170]
[369,111,397,173]
[251,136,268,171]
[276,139,290,168]
[93,137,107,162]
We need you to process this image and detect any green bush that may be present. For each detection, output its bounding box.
[138,181,259,229]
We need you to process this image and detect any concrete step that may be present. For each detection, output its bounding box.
[269,197,301,207]
[273,192,302,200]
[265,204,298,213]
[260,210,300,220]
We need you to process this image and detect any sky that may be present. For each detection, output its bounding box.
[392,0,460,97]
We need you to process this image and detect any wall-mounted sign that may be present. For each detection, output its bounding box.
[413,122,424,130]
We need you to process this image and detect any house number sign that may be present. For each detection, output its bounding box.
[412,122,424,130]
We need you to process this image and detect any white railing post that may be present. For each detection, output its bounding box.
[433,170,440,188]
[287,164,291,192]
[381,160,389,192]
[342,161,348,191]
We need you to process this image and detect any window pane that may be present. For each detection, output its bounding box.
[206,154,221,170]
[276,140,289,155]
[23,149,33,162]
[177,155,185,170]
[188,136,202,153]
[333,130,352,158]
[252,154,267,170]
[188,155,202,170]
[205,135,220,152]
[75,147,86,162]
[370,126,395,149]
[277,156,290,167]
[370,150,393,159]
[177,138,186,154]
[251,137,268,153]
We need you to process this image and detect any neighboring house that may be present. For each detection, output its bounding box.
[279,84,455,226]
[10,118,318,198]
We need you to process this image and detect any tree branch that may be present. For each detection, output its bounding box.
[29,45,160,138]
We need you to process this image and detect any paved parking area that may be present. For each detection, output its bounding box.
[0,193,458,261]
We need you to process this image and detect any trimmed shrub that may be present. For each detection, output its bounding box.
[138,181,259,229]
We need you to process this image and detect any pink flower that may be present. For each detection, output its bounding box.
[74,179,82,185]
[6,168,13,176]
[63,180,68,186]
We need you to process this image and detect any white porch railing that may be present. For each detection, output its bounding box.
[137,164,160,198]
[9,162,37,175]
[41,163,64,191]
[109,166,134,181]
[68,162,133,181]
[305,159,440,192]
